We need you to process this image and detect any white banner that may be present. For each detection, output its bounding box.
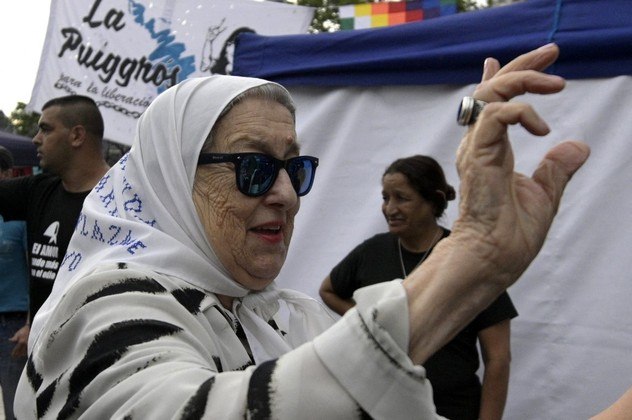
[28,0,313,145]
[279,77,632,419]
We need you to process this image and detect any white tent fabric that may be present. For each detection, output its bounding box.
[270,78,632,419]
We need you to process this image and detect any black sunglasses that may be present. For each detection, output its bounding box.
[197,153,319,197]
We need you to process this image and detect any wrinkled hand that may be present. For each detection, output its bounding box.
[404,44,590,365]
[454,43,590,284]
[10,324,30,358]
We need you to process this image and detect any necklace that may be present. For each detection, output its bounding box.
[398,228,443,278]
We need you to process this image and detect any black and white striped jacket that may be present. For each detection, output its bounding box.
[16,263,443,419]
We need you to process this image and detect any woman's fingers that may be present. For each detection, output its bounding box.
[496,43,560,76]
[474,43,562,103]
[481,58,501,82]
[479,71,565,102]
[481,102,550,138]
[463,102,551,154]
[531,141,590,209]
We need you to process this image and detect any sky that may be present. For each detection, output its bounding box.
[0,1,52,114]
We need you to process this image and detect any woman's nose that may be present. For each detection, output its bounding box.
[264,169,299,209]
[384,201,397,215]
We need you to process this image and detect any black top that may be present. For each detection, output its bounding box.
[330,231,518,419]
[0,173,89,316]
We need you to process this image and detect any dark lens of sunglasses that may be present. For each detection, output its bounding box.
[288,157,315,196]
[238,155,276,196]
[237,155,316,197]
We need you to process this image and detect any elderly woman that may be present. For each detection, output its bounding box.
[16,44,589,419]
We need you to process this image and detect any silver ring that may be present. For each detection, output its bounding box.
[457,96,488,126]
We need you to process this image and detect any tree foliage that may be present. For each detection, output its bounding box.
[458,0,491,12]
[2,102,40,137]
[297,0,341,33]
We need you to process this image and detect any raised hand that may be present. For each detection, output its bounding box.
[454,43,590,284]
[404,44,590,365]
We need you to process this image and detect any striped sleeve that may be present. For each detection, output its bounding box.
[16,265,442,419]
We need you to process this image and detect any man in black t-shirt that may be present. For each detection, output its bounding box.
[0,95,110,355]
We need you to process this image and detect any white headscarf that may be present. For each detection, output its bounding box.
[30,75,335,362]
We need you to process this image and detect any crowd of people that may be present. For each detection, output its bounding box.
[2,43,631,418]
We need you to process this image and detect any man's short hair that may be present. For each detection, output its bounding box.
[42,95,105,141]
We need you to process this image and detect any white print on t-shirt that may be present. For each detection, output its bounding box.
[44,221,60,244]
[31,221,61,281]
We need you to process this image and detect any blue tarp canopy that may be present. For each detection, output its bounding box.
[233,0,632,86]
[0,131,37,167]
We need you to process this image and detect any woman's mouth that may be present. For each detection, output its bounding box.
[251,224,284,243]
